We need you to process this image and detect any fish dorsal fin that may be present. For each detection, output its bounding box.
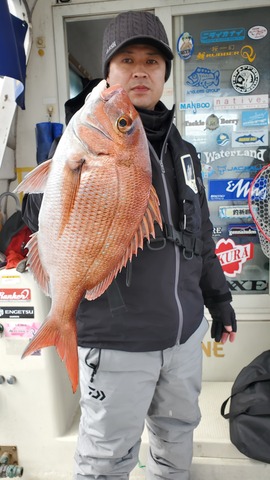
[85,185,162,301]
[14,159,52,194]
[26,232,50,296]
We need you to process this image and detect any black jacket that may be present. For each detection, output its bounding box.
[22,102,231,351]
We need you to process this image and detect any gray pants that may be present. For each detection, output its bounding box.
[74,317,208,480]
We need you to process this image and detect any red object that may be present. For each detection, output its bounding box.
[5,225,31,269]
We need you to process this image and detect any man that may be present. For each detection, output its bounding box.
[22,10,236,480]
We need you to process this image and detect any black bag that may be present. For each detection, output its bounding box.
[0,192,24,254]
[221,350,270,463]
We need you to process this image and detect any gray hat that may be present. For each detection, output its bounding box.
[102,11,174,82]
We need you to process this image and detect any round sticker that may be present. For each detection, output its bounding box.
[205,114,219,131]
[217,133,230,146]
[231,65,260,94]
[177,32,194,60]
[248,26,268,40]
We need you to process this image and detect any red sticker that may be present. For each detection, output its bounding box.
[0,288,31,301]
[215,238,254,277]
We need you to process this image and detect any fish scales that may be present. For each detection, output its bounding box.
[15,80,162,392]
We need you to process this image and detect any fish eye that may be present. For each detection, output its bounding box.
[116,115,133,133]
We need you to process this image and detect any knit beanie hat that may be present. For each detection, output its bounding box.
[102,11,174,82]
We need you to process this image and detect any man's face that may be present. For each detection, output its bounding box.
[106,44,166,110]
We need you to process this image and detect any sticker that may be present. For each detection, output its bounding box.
[0,306,34,318]
[179,100,211,114]
[200,28,245,44]
[180,154,198,193]
[212,226,223,237]
[209,178,252,201]
[215,164,262,176]
[240,45,256,63]
[231,65,260,94]
[232,130,268,148]
[186,67,220,89]
[202,148,267,163]
[0,274,21,285]
[201,164,215,179]
[228,224,257,237]
[248,26,268,40]
[4,322,40,338]
[215,238,254,277]
[177,32,194,60]
[228,279,268,292]
[205,114,219,130]
[214,94,268,110]
[219,205,252,219]
[0,288,31,301]
[242,110,268,127]
[217,133,230,146]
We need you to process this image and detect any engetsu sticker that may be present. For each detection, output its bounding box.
[177,32,194,60]
[231,65,260,94]
[215,238,254,277]
[248,26,268,40]
[181,154,198,193]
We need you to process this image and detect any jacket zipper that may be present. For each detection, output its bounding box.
[148,134,184,345]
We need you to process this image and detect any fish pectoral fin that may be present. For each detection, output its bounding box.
[86,185,162,302]
[22,315,79,393]
[58,163,82,236]
[26,232,50,296]
[14,159,52,194]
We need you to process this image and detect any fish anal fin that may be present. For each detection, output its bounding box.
[14,159,52,194]
[26,232,50,296]
[22,316,79,393]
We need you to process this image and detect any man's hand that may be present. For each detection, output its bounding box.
[208,302,237,344]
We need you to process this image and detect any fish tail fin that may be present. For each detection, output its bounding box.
[22,316,79,393]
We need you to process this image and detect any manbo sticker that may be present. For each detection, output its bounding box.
[231,65,260,94]
[177,32,194,60]
[248,26,268,40]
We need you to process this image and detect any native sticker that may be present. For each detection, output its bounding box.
[177,32,194,60]
[231,65,260,94]
[248,26,268,40]
[181,154,198,193]
[215,238,254,277]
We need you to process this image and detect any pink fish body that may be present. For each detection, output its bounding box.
[15,80,162,392]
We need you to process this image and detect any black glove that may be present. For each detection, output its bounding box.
[208,302,237,342]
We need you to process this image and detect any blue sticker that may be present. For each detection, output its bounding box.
[186,67,220,89]
[228,224,257,237]
[217,133,230,146]
[177,32,194,60]
[242,110,269,127]
[200,28,246,44]
[208,178,252,201]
